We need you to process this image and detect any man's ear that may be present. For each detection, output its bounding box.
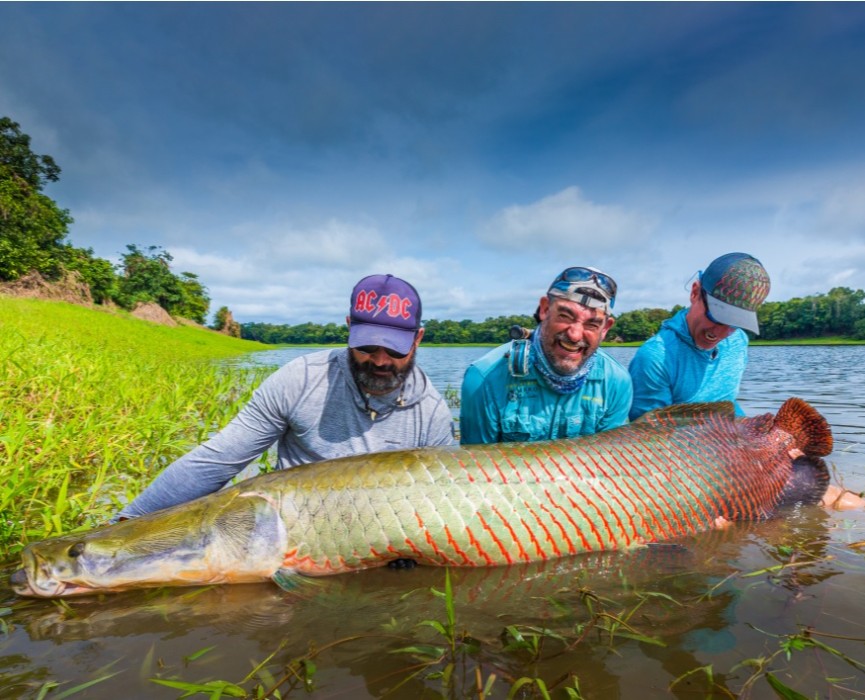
[345,315,351,327]
[537,296,551,322]
[415,327,425,344]
[600,314,615,340]
[689,282,701,305]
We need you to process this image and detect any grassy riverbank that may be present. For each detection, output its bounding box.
[0,295,273,560]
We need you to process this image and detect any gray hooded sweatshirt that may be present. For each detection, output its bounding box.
[117,348,455,519]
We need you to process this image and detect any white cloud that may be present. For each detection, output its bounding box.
[478,186,656,252]
[817,184,865,239]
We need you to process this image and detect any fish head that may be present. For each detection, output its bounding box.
[11,529,128,597]
[11,493,288,598]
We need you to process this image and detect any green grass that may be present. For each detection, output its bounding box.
[0,295,274,560]
[750,336,865,346]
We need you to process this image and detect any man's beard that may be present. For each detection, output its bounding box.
[349,351,415,394]
[541,330,593,375]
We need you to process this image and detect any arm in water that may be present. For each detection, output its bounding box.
[116,348,456,520]
[115,360,299,519]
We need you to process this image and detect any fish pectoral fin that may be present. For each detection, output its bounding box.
[272,568,298,591]
[271,568,325,593]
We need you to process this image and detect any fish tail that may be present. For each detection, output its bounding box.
[774,398,833,457]
[778,456,831,506]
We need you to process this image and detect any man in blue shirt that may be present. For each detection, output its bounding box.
[460,267,632,444]
[627,252,864,511]
[628,252,770,421]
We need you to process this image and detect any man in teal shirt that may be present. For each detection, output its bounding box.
[628,252,770,421]
[460,267,632,444]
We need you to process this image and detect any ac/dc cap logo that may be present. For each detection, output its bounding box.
[348,274,422,355]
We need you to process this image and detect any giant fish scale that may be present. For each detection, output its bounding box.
[277,403,797,574]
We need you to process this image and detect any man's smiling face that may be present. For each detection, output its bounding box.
[686,282,737,350]
[537,296,614,375]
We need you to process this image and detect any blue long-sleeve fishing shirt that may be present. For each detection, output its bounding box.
[628,308,749,421]
[459,342,632,444]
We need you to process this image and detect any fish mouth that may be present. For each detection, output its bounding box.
[10,551,91,598]
[10,567,66,598]
[10,568,99,598]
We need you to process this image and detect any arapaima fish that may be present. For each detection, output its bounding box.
[11,398,832,598]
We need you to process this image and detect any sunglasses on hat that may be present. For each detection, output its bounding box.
[549,267,618,307]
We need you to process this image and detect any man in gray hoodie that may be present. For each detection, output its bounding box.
[117,273,455,520]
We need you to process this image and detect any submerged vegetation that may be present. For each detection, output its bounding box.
[0,295,272,559]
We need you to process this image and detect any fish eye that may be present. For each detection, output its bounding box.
[68,542,86,558]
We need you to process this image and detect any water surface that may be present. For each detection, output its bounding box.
[2,345,864,699]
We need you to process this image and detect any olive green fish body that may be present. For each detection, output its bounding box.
[11,398,832,597]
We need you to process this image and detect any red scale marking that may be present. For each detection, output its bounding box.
[547,443,623,547]
[540,500,577,556]
[546,444,579,482]
[558,446,622,547]
[522,501,558,558]
[457,457,476,483]
[465,524,494,565]
[466,449,495,483]
[520,448,550,484]
[491,455,510,483]
[679,429,744,519]
[582,441,666,540]
[559,488,603,550]
[632,436,715,529]
[619,441,688,536]
[403,537,424,558]
[533,446,560,481]
[444,525,473,565]
[703,428,761,517]
[477,512,514,564]
[577,442,642,542]
[502,451,529,483]
[672,436,730,518]
[491,505,531,561]
[423,527,458,565]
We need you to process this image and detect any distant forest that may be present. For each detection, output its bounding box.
[242,286,865,344]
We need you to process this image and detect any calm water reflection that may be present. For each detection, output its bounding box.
[2,345,865,699]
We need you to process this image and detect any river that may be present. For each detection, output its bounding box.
[2,346,864,699]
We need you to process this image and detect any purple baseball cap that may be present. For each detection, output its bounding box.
[348,274,422,355]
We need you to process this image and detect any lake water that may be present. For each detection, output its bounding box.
[2,345,865,699]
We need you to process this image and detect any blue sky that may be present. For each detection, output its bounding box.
[2,3,864,325]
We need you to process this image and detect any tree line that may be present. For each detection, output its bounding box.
[4,115,865,344]
[0,116,236,333]
[242,287,865,345]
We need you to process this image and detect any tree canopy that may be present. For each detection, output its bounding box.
[0,117,73,281]
[0,116,214,325]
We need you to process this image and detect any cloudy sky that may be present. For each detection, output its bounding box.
[2,3,865,325]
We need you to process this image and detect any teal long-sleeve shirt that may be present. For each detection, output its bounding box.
[459,343,632,444]
[628,308,749,421]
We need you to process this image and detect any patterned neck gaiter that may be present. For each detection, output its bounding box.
[530,329,596,395]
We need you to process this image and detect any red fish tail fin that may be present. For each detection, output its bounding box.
[774,398,833,457]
